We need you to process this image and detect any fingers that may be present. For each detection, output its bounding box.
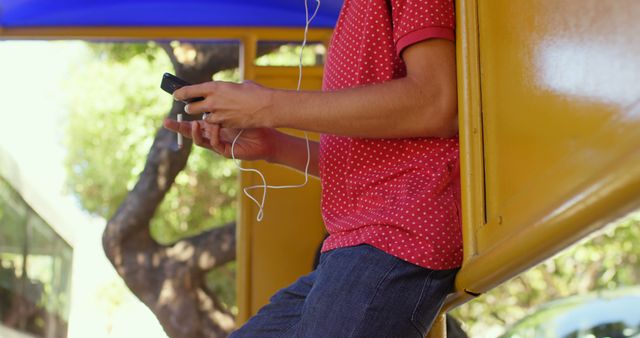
[164,118,216,151]
[173,82,215,102]
[191,121,213,150]
[163,118,194,139]
[205,123,227,155]
[202,111,225,125]
[184,99,211,116]
[165,118,238,157]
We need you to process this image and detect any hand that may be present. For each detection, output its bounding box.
[163,119,279,162]
[173,81,276,129]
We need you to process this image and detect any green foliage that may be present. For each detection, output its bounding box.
[64,42,237,244]
[64,42,239,309]
[206,262,238,315]
[89,42,161,63]
[64,45,170,219]
[255,43,325,67]
[64,41,324,314]
[452,212,640,337]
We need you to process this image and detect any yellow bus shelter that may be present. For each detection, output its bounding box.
[3,0,640,336]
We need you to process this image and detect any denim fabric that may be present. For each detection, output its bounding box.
[229,244,458,338]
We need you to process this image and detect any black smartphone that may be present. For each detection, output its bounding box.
[160,73,204,103]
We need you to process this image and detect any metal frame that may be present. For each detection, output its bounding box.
[6,7,640,337]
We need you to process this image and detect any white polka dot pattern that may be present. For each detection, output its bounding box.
[319,0,462,270]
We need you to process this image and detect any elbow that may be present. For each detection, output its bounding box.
[441,105,459,138]
[404,75,459,138]
[418,97,459,138]
[439,115,459,138]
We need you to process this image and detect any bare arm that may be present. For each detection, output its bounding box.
[176,39,458,139]
[168,39,456,177]
[268,132,320,178]
[273,40,458,138]
[163,120,320,177]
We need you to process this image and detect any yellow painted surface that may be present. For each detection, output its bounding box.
[236,36,331,324]
[455,0,485,266]
[450,0,640,304]
[0,26,333,42]
[478,0,640,249]
[426,313,446,338]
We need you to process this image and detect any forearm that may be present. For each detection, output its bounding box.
[177,40,457,139]
[268,131,320,178]
[270,76,457,139]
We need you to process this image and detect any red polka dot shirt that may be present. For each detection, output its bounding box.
[319,0,463,269]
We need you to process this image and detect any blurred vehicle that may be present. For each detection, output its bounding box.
[0,149,74,338]
[501,287,640,338]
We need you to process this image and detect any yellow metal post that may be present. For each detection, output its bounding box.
[235,34,258,325]
[235,31,332,325]
[455,0,484,265]
[426,313,447,338]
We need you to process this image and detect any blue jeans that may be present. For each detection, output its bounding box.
[230,244,458,338]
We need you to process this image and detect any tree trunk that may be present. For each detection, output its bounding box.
[103,42,244,338]
[103,41,284,338]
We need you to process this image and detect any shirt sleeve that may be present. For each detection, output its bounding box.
[391,0,456,56]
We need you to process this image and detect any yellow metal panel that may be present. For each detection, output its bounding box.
[449,0,640,304]
[236,35,330,325]
[477,0,640,257]
[254,66,325,92]
[458,154,640,297]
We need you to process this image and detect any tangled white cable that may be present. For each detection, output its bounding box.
[230,0,321,221]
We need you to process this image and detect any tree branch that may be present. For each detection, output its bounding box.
[170,222,236,272]
[102,41,296,338]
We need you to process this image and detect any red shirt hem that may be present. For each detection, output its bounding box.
[321,225,463,270]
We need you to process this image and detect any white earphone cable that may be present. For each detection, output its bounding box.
[230,0,321,221]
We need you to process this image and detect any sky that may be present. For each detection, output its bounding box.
[0,41,87,228]
[0,41,168,338]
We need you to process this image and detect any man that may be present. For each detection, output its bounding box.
[165,0,461,336]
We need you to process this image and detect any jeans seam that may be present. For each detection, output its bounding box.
[347,259,402,338]
[409,270,434,335]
